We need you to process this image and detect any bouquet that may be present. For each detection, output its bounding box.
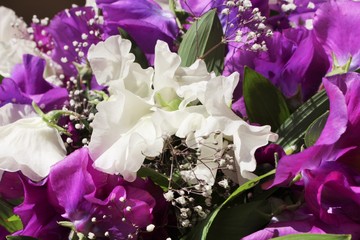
[1,0,360,239]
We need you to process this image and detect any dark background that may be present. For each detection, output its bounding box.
[1,0,86,23]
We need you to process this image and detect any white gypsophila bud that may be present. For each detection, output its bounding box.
[176,196,187,205]
[221,8,230,15]
[146,224,155,232]
[164,190,174,201]
[218,179,229,189]
[243,0,252,8]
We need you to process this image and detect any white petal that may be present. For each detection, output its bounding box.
[0,104,36,125]
[87,35,135,86]
[0,105,66,181]
[195,116,277,182]
[0,39,37,77]
[204,72,240,119]
[89,91,152,160]
[93,116,163,182]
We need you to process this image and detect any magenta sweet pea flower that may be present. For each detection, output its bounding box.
[12,177,70,240]
[0,54,68,112]
[272,72,360,187]
[303,162,360,229]
[96,0,179,64]
[48,147,170,239]
[313,0,360,71]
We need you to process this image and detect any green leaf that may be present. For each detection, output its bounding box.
[271,233,351,240]
[178,9,225,75]
[6,236,38,240]
[137,167,170,191]
[243,67,290,131]
[183,170,275,240]
[207,200,272,240]
[0,199,23,233]
[0,74,4,84]
[118,28,149,69]
[304,111,329,147]
[276,90,329,153]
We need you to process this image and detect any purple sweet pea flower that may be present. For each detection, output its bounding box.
[245,161,360,240]
[0,54,68,112]
[271,72,360,187]
[226,27,329,117]
[33,7,103,77]
[0,226,9,239]
[303,162,360,228]
[96,0,179,64]
[48,147,170,239]
[242,207,360,240]
[313,0,360,71]
[12,177,69,240]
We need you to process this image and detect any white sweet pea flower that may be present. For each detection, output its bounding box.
[153,41,213,108]
[89,90,163,181]
[87,35,136,87]
[88,36,277,184]
[0,104,66,181]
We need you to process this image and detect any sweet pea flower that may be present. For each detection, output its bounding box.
[95,0,179,64]
[271,73,360,187]
[12,176,70,240]
[49,148,169,239]
[0,54,68,112]
[0,103,66,181]
[313,0,360,71]
[88,35,277,184]
[244,162,360,239]
[226,27,329,117]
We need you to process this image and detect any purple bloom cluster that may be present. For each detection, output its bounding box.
[12,148,169,240]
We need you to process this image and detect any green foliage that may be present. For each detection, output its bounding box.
[272,233,352,240]
[304,111,329,147]
[178,9,225,75]
[243,67,290,131]
[276,90,329,153]
[0,199,23,233]
[137,167,170,191]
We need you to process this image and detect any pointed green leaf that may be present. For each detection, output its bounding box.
[276,90,329,153]
[0,75,3,84]
[243,67,290,131]
[137,167,170,191]
[304,111,329,147]
[118,28,149,69]
[272,233,351,240]
[207,200,272,240]
[0,199,23,233]
[178,9,225,75]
